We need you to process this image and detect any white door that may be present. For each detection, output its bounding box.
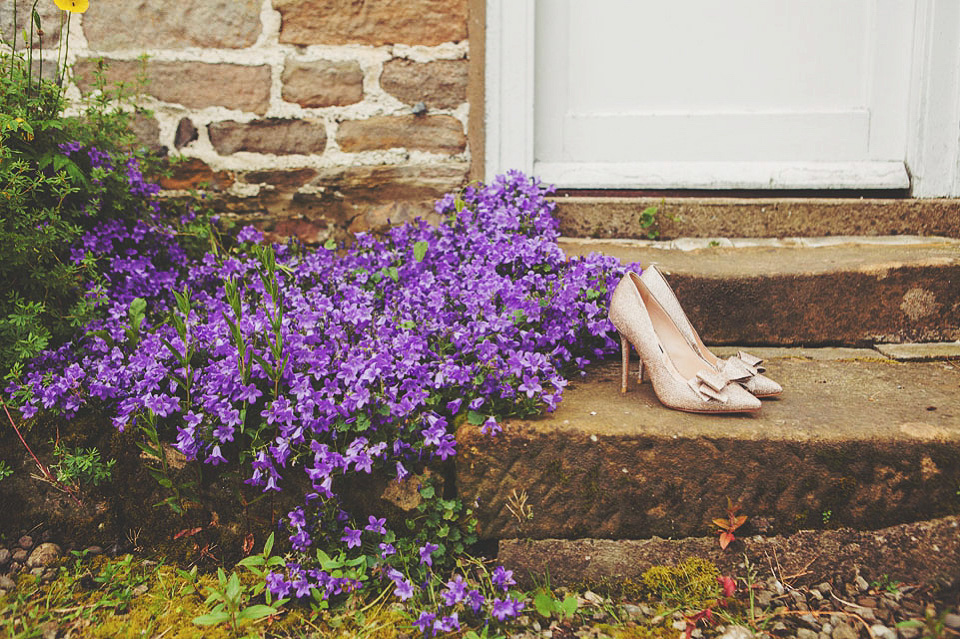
[533,0,913,189]
[487,0,960,195]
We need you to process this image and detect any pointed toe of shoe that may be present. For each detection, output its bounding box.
[726,384,763,412]
[744,374,782,398]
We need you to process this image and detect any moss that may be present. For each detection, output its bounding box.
[640,558,721,609]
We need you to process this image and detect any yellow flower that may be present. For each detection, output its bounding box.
[53,0,89,13]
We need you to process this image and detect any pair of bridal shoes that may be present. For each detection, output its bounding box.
[608,266,781,414]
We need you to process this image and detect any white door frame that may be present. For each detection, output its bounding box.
[485,0,960,196]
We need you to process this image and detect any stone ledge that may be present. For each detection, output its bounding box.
[456,357,960,540]
[553,197,960,239]
[560,240,960,344]
[497,516,960,590]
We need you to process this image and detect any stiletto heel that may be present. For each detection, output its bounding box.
[620,333,630,393]
[639,266,782,398]
[608,272,761,414]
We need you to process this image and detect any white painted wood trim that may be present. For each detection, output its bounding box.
[484,0,535,180]
[907,0,960,197]
[534,161,910,190]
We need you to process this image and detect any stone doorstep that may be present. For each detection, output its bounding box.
[559,238,960,345]
[454,356,960,542]
[497,516,960,590]
[553,196,960,239]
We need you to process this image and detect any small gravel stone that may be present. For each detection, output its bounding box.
[17,535,34,551]
[623,604,643,619]
[817,582,833,595]
[0,548,10,567]
[798,629,819,639]
[897,624,921,639]
[771,621,789,634]
[800,614,821,628]
[12,549,28,563]
[832,622,858,639]
[0,574,15,590]
[85,546,103,556]
[718,625,755,639]
[855,575,870,592]
[943,614,960,631]
[822,623,833,634]
[26,543,61,569]
[871,624,896,639]
[756,590,774,607]
[819,632,832,639]
[29,567,44,578]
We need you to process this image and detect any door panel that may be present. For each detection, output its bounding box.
[534,0,914,188]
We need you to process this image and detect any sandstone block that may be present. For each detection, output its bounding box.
[337,115,465,154]
[157,158,234,191]
[209,119,327,155]
[73,59,271,114]
[275,0,467,46]
[0,2,62,49]
[174,118,198,149]
[242,168,319,189]
[282,58,363,108]
[82,0,261,49]
[130,112,163,153]
[381,59,468,110]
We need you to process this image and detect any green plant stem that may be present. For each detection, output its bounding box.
[1,397,83,505]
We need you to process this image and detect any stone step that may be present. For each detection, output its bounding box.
[560,236,960,345]
[553,196,960,239]
[497,515,960,589]
[454,350,960,541]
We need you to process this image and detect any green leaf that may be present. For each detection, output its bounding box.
[467,410,485,425]
[237,604,278,620]
[560,595,578,618]
[193,610,231,626]
[419,484,435,499]
[413,241,429,262]
[237,556,263,569]
[323,238,337,250]
[533,592,556,617]
[264,532,275,557]
[399,320,416,330]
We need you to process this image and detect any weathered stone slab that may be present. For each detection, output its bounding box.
[381,59,468,110]
[209,119,327,155]
[73,59,271,114]
[275,0,467,46]
[553,197,960,240]
[875,342,960,361]
[157,158,234,192]
[560,239,960,345]
[82,0,262,49]
[282,58,364,108]
[498,516,960,590]
[456,357,960,541]
[337,115,466,154]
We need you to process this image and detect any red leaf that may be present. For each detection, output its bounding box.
[243,533,254,555]
[731,514,748,529]
[173,526,204,540]
[712,518,730,530]
[719,531,734,550]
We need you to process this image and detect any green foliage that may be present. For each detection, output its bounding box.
[193,568,281,635]
[532,589,578,620]
[0,460,12,482]
[640,558,721,609]
[0,6,160,381]
[51,441,116,487]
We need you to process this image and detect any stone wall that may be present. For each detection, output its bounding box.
[16,0,475,242]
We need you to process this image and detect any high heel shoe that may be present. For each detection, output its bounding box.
[609,272,761,414]
[639,265,782,398]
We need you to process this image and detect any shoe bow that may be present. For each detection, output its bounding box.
[733,350,765,373]
[689,358,756,403]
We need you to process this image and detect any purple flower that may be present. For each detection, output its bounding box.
[379,542,396,557]
[491,596,525,621]
[419,542,439,567]
[364,516,387,535]
[492,565,516,591]
[341,527,362,549]
[413,612,436,634]
[266,572,291,598]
